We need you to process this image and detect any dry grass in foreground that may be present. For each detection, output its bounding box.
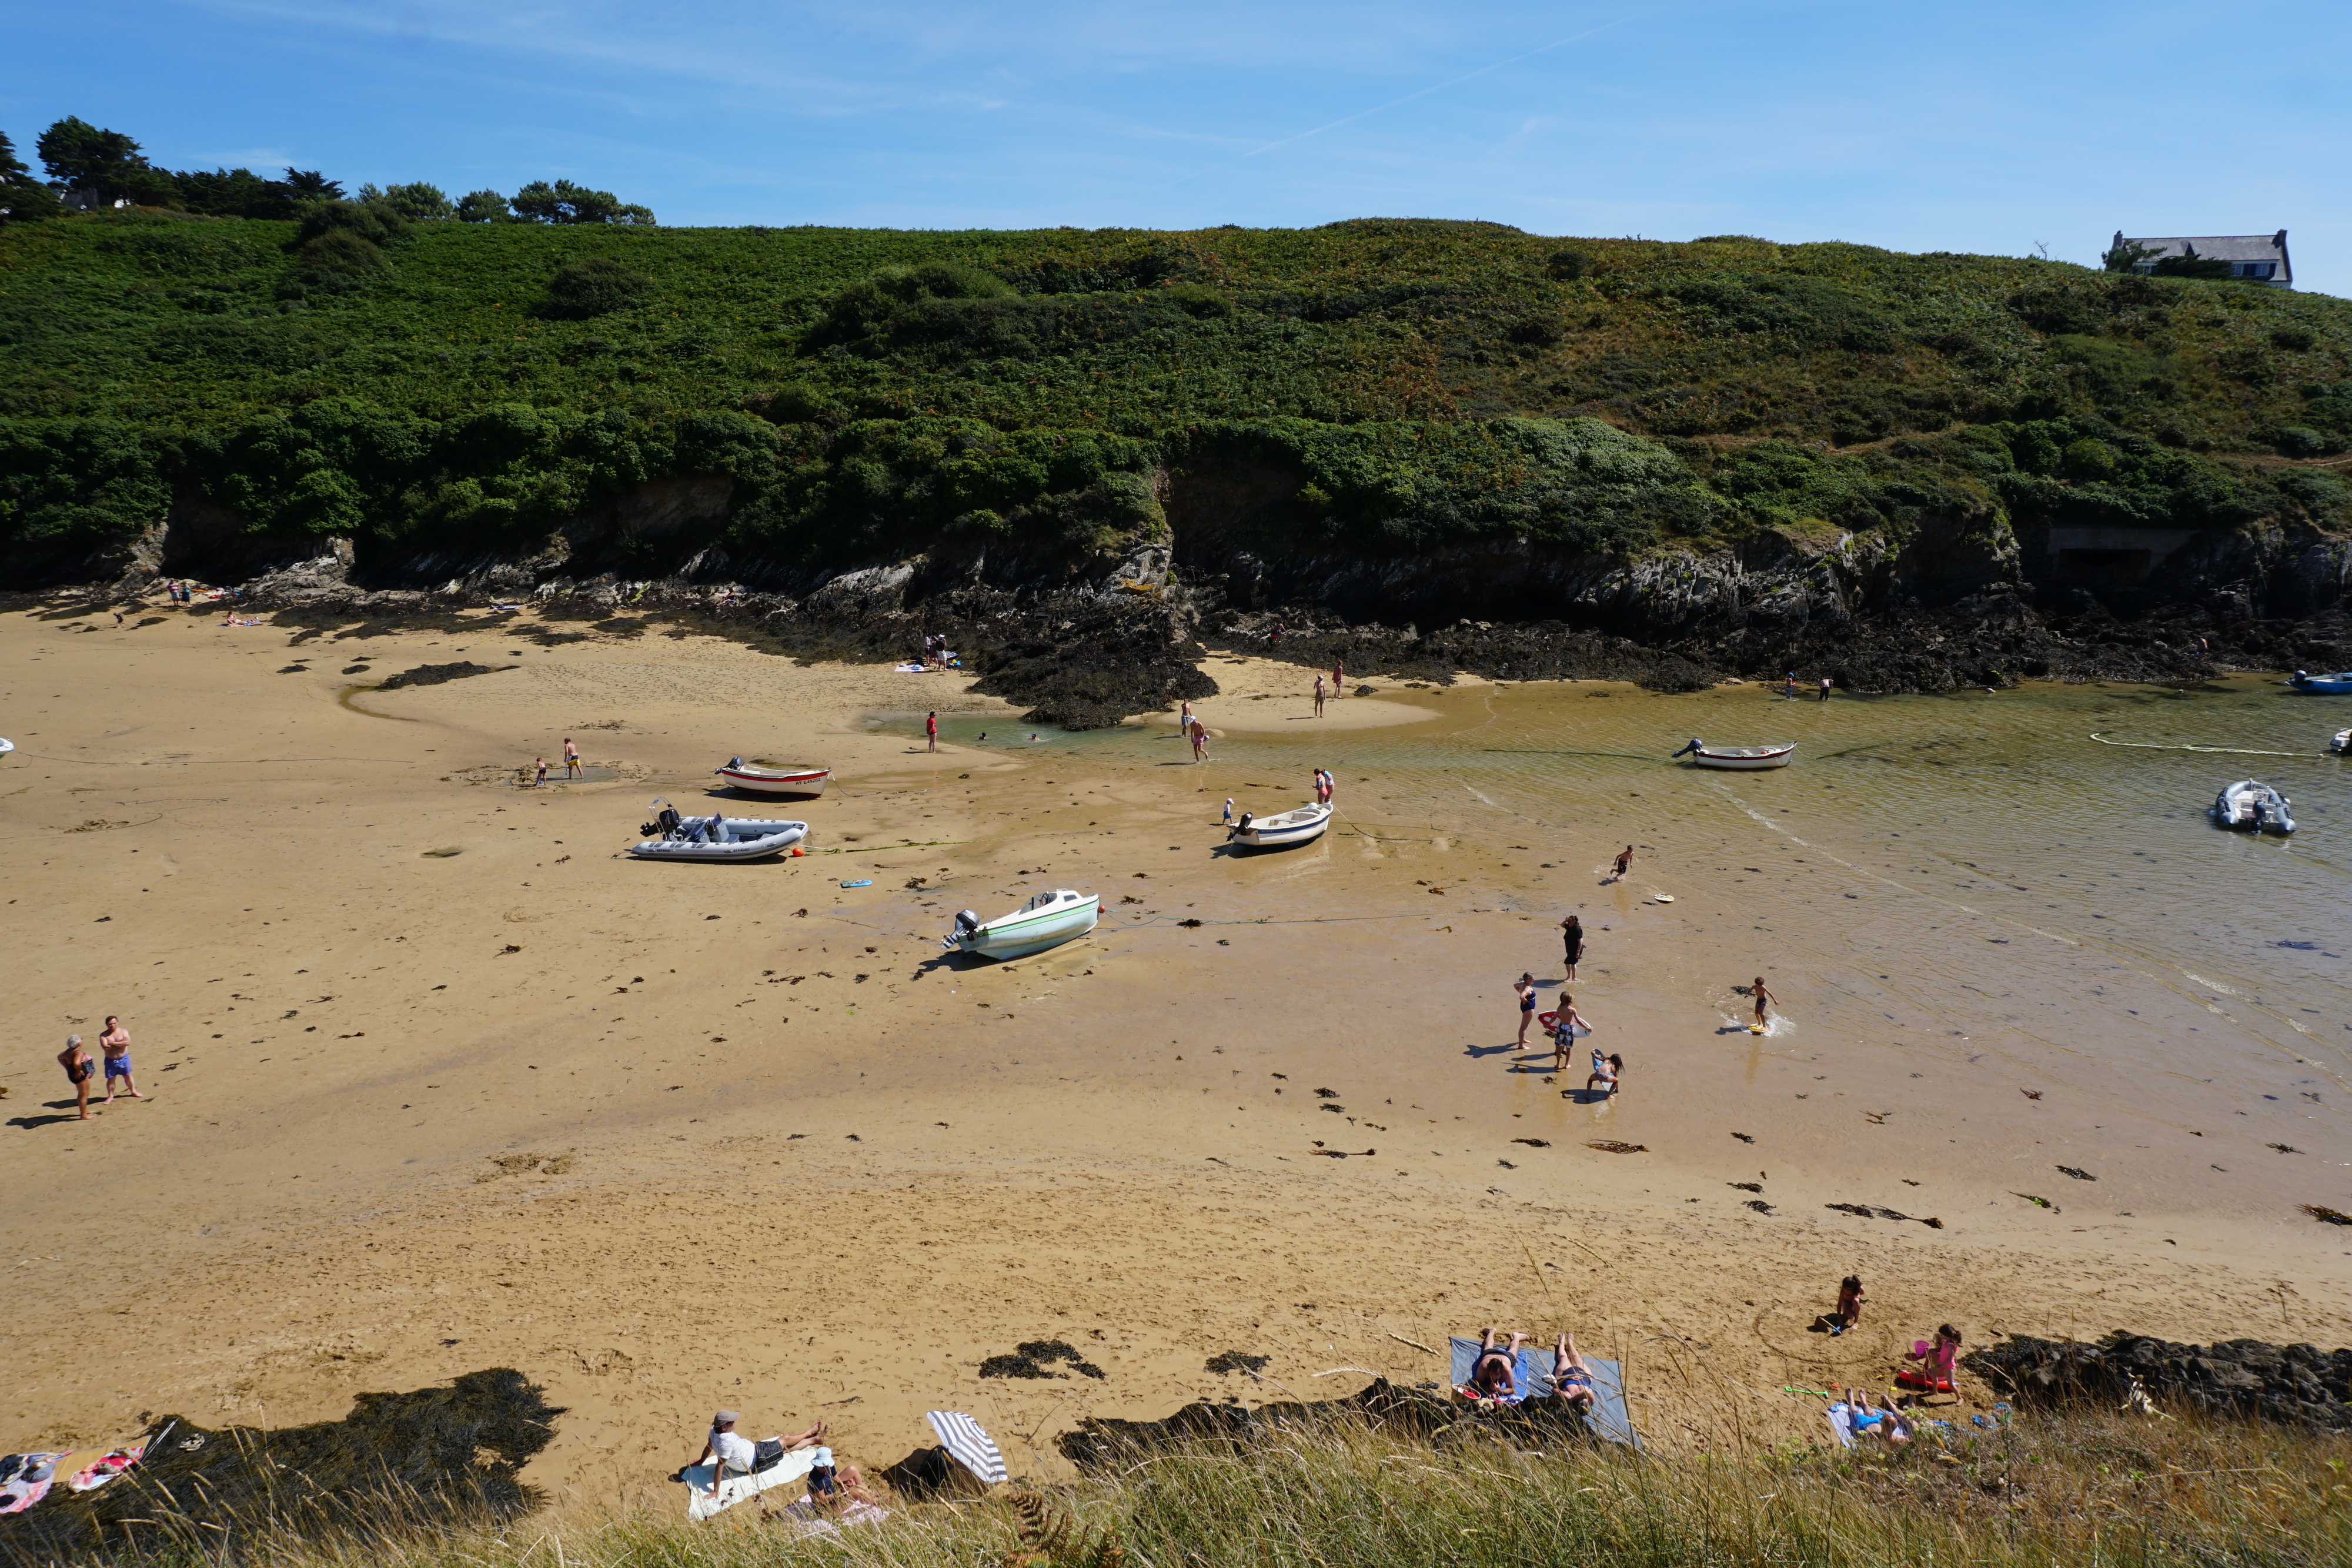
[16,1407,2350,1568]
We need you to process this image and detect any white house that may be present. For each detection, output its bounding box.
[2113,229,2292,287]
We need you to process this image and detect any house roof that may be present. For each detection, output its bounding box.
[2115,230,2290,281]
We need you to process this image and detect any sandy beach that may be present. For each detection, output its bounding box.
[2,594,2347,1513]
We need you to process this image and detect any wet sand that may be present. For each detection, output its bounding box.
[2,598,2347,1510]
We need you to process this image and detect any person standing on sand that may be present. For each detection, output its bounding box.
[533,757,549,787]
[1178,698,1194,733]
[1189,718,1210,763]
[98,1017,140,1103]
[1332,660,1344,698]
[1514,972,1539,1047]
[1313,675,1325,717]
[563,737,581,778]
[1819,676,1832,703]
[925,711,938,753]
[1551,995,1592,1075]
[1611,845,1633,881]
[1751,976,1778,1031]
[1222,798,1235,826]
[1560,913,1584,981]
[58,1035,95,1121]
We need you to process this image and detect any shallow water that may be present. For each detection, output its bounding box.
[891,676,2352,1116]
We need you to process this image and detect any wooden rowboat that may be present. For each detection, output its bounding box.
[715,758,831,796]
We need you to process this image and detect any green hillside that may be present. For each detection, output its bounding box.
[4,209,2350,576]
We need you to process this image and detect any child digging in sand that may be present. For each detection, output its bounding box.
[1819,1275,1866,1335]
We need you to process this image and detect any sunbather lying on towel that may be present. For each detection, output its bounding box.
[1838,1386,1913,1449]
[1458,1326,1531,1404]
[1551,1332,1598,1411]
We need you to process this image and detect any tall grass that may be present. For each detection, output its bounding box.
[44,1408,2347,1568]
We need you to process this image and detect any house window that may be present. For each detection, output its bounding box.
[2237,262,2274,278]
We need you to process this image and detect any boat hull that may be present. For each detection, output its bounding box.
[1232,803,1333,848]
[952,893,1101,959]
[716,763,831,796]
[2212,781,2295,834]
[1688,745,1795,770]
[2332,728,2350,755]
[2290,673,2352,694]
[629,817,808,861]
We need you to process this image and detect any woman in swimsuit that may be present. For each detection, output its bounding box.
[58,1034,94,1121]
[1551,1332,1598,1411]
[1585,1051,1622,1100]
[1514,973,1539,1047]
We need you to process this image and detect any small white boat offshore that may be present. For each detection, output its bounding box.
[715,757,831,796]
[2288,670,2352,694]
[2212,780,2296,835]
[630,805,809,861]
[1673,738,1795,771]
[1230,802,1333,850]
[2331,728,2350,755]
[945,890,1100,959]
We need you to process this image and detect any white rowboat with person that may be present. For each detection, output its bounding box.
[945,890,1101,959]
[1673,739,1796,771]
[714,758,831,796]
[2211,780,2296,834]
[1229,803,1333,849]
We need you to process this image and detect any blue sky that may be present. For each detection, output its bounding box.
[8,0,2348,294]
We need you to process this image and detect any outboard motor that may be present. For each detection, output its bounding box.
[953,910,981,938]
[724,755,744,770]
[657,805,683,838]
[1234,811,1254,837]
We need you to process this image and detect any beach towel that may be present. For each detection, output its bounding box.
[1446,1339,1639,1447]
[68,1443,144,1491]
[0,1453,67,1514]
[926,1410,1007,1487]
[680,1441,824,1521]
[1825,1404,1859,1450]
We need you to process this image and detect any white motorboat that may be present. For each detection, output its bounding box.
[2331,728,2350,755]
[944,890,1100,959]
[715,757,831,796]
[1229,802,1333,850]
[1674,739,1795,771]
[629,806,808,861]
[2212,779,2296,834]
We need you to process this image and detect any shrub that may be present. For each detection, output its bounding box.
[296,229,389,276]
[538,259,654,319]
[2270,326,2316,352]
[373,181,456,221]
[2270,425,2326,458]
[294,198,410,248]
[1546,249,1592,280]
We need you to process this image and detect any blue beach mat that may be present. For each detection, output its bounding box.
[1448,1337,1641,1449]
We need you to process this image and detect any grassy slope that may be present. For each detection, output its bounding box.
[4,212,2350,577]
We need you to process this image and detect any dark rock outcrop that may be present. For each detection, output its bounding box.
[1057,1378,1609,1472]
[1964,1333,2352,1430]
